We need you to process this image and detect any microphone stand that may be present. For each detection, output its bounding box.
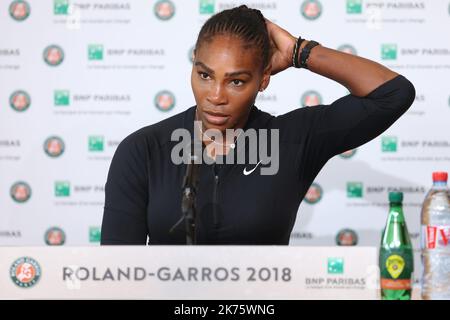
[169,142,199,244]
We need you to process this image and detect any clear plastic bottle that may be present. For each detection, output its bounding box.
[421,171,450,300]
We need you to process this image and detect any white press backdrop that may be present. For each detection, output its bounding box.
[1,1,450,284]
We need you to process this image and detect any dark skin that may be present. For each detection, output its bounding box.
[191,34,271,158]
[191,19,399,158]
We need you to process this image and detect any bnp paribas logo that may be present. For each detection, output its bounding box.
[88,136,104,152]
[43,45,64,66]
[9,90,31,112]
[199,0,215,14]
[381,44,397,60]
[346,0,362,14]
[54,90,70,106]
[301,0,322,20]
[339,149,357,159]
[304,182,323,204]
[88,44,103,61]
[337,44,357,56]
[55,181,70,197]
[9,0,31,21]
[328,257,344,274]
[10,257,41,288]
[89,226,101,243]
[382,136,397,152]
[44,227,66,246]
[54,0,69,15]
[301,90,322,107]
[347,182,363,198]
[154,90,176,112]
[154,0,175,21]
[44,136,65,158]
[10,181,32,203]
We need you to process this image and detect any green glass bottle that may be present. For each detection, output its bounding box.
[379,191,414,300]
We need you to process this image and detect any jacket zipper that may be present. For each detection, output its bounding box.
[213,173,219,226]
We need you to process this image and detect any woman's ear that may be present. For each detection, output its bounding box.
[259,63,272,91]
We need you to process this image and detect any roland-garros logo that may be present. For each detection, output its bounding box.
[339,149,357,159]
[10,90,31,112]
[336,228,358,246]
[304,182,323,204]
[44,136,65,158]
[10,257,41,288]
[9,0,30,21]
[154,90,175,112]
[10,181,32,203]
[337,44,357,55]
[301,90,322,107]
[188,46,195,64]
[43,45,64,66]
[45,227,66,246]
[301,0,322,20]
[154,0,175,20]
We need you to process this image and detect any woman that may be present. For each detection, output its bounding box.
[101,6,415,245]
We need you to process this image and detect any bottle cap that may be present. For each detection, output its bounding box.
[432,172,448,182]
[389,191,403,203]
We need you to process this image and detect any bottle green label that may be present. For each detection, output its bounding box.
[380,249,413,280]
[379,248,413,296]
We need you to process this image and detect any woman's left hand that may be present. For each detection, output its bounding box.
[265,19,297,75]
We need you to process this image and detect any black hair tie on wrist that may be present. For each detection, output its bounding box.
[299,40,320,69]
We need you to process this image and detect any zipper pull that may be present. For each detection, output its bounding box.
[213,174,219,226]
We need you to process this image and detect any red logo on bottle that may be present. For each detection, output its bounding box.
[439,227,449,247]
[427,226,437,249]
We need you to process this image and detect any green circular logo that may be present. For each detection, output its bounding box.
[301,0,322,20]
[301,90,322,107]
[9,90,31,112]
[337,44,357,55]
[9,0,30,21]
[154,0,175,21]
[10,257,41,288]
[44,136,65,158]
[10,181,32,203]
[43,45,64,66]
[339,149,357,159]
[44,227,66,246]
[154,90,175,112]
[336,228,358,246]
[188,46,195,64]
[304,182,323,204]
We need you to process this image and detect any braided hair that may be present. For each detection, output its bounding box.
[194,5,271,71]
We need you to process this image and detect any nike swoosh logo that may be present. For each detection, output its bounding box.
[243,160,262,176]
